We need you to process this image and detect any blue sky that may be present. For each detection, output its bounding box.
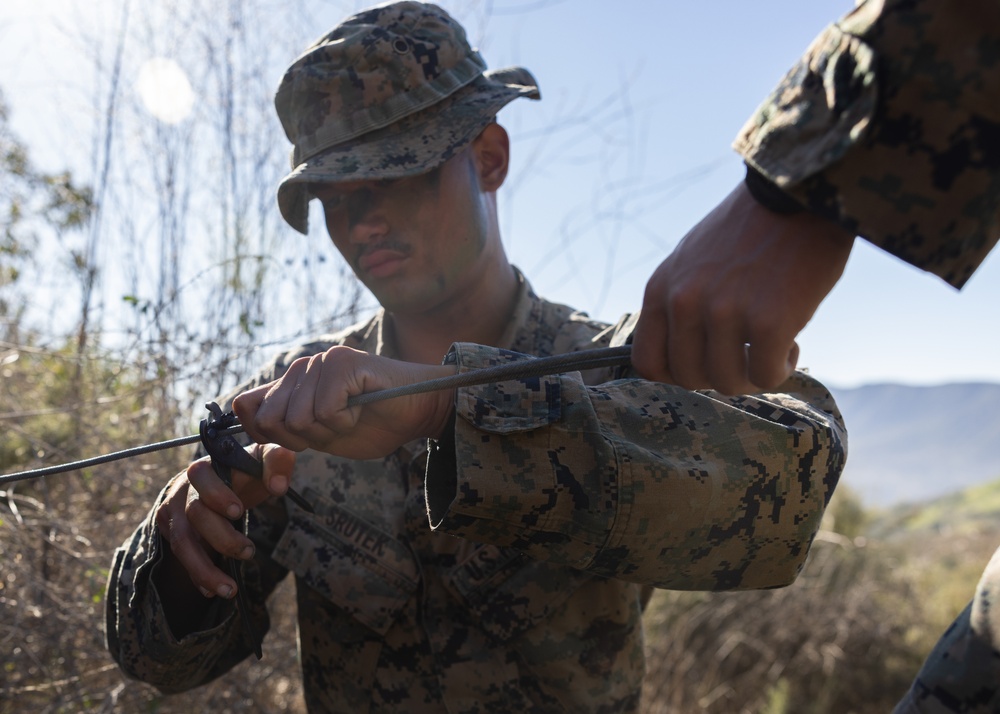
[2,0,998,389]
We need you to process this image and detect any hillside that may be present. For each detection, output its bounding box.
[827,382,1000,507]
[873,477,1000,538]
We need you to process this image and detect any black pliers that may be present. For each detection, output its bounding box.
[199,401,314,659]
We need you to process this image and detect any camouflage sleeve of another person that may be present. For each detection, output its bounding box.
[424,327,847,590]
[734,0,1000,288]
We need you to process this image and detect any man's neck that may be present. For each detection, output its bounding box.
[387,263,520,365]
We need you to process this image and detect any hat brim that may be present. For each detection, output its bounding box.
[277,68,540,234]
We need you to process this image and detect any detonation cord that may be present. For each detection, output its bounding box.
[0,345,632,485]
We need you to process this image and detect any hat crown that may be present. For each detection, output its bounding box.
[276,1,486,167]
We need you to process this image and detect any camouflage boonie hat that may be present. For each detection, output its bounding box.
[274,1,541,234]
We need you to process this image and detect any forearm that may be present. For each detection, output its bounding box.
[735,0,1000,287]
[425,341,847,590]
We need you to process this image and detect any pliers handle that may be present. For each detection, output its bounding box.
[198,401,314,660]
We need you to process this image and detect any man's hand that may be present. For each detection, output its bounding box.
[631,181,855,395]
[153,444,295,634]
[233,345,457,460]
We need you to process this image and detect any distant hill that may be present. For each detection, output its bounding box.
[827,382,1000,507]
[872,478,1000,538]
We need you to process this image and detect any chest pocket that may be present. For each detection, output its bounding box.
[446,542,595,642]
[272,487,419,635]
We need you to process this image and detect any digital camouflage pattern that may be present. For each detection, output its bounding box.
[735,1,1000,710]
[735,0,1000,289]
[426,318,846,591]
[274,1,540,234]
[894,545,1000,714]
[106,273,847,713]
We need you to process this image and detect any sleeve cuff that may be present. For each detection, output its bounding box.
[743,163,804,214]
[732,9,878,187]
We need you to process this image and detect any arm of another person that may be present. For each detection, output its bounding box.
[631,182,854,395]
[633,0,1000,394]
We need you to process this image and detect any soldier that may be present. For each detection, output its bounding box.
[624,1,1000,711]
[105,3,846,712]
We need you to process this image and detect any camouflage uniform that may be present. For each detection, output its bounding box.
[735,0,1000,290]
[106,273,847,713]
[734,1,1000,710]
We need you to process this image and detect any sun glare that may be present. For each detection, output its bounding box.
[135,57,195,124]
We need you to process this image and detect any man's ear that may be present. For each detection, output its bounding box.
[471,123,509,192]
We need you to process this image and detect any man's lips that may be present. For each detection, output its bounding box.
[357,247,409,278]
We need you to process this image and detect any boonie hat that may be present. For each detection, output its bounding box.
[274,1,541,234]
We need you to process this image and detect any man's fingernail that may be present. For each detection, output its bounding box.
[217,584,233,598]
[199,586,213,598]
[240,544,255,560]
[271,475,288,493]
[226,504,242,519]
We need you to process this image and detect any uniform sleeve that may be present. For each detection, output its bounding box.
[105,480,289,692]
[734,0,1000,288]
[104,334,355,689]
[424,331,847,591]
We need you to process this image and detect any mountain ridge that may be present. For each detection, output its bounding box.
[826,381,1000,507]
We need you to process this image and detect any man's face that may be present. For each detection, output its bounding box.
[312,148,494,316]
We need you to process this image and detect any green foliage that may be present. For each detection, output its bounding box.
[822,485,869,539]
[762,678,791,714]
[876,478,1000,536]
[0,338,155,471]
[0,91,92,320]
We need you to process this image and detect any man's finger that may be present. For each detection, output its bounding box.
[233,384,270,444]
[187,459,245,520]
[155,492,238,599]
[630,309,675,384]
[283,353,335,443]
[259,443,297,497]
[665,295,710,390]
[702,305,751,396]
[747,335,800,392]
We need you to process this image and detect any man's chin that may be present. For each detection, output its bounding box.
[372,290,444,318]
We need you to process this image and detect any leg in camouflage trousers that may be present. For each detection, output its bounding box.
[895,546,1000,713]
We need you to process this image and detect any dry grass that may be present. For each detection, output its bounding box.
[3,486,992,714]
[0,456,307,714]
[640,525,999,714]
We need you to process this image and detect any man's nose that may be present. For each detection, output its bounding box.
[345,188,389,242]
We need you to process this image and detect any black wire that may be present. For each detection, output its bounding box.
[0,346,632,484]
[0,425,244,485]
[346,345,633,406]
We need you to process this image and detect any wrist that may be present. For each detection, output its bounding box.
[736,176,855,249]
